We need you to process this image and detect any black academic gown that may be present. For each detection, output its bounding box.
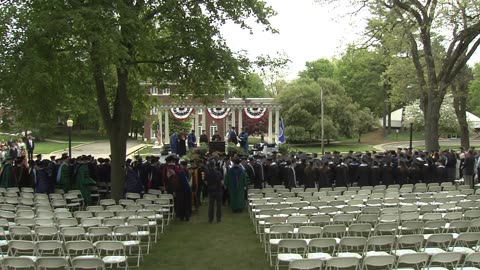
[381,164,394,186]
[370,165,381,186]
[334,164,348,187]
[357,164,370,187]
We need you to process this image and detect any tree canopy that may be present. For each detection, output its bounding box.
[0,0,276,200]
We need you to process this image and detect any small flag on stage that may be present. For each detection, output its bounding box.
[278,117,285,143]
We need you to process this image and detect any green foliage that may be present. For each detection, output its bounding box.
[278,143,291,155]
[278,77,376,142]
[231,73,271,98]
[334,46,387,116]
[468,63,480,117]
[299,58,335,80]
[185,144,209,161]
[226,143,244,156]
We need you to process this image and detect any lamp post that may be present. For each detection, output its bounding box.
[320,86,325,155]
[66,119,73,158]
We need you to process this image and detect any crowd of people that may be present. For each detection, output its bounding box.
[168,126,251,156]
[2,134,480,224]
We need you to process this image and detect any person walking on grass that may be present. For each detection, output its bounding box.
[224,157,249,213]
[206,160,223,223]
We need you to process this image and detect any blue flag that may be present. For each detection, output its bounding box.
[278,117,285,143]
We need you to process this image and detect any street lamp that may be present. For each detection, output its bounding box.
[66,118,73,158]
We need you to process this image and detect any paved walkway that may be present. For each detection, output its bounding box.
[49,140,145,158]
[374,139,480,151]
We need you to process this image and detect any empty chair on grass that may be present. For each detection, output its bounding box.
[275,239,307,270]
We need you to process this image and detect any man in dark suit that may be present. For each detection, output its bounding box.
[25,136,35,161]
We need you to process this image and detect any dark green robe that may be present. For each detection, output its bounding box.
[57,162,72,192]
[73,163,96,205]
[0,163,13,188]
[225,165,249,211]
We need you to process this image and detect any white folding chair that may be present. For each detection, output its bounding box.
[424,252,463,270]
[422,233,453,255]
[71,257,105,270]
[307,238,336,260]
[362,254,395,270]
[336,237,366,259]
[35,240,65,257]
[276,239,307,270]
[65,240,97,259]
[113,225,141,267]
[325,256,360,270]
[394,252,429,270]
[94,241,128,270]
[288,258,322,270]
[393,234,424,257]
[36,257,70,270]
[2,257,36,270]
[460,252,480,270]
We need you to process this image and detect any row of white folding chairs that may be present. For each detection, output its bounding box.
[269,233,480,269]
[3,222,151,257]
[254,182,462,194]
[281,248,480,270]
[4,240,130,269]
[2,256,107,270]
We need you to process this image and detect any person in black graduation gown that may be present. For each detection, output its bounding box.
[295,158,306,187]
[265,158,280,187]
[245,157,256,187]
[436,160,448,183]
[395,160,409,186]
[285,160,297,189]
[177,129,187,157]
[334,160,348,187]
[303,160,316,189]
[318,162,331,188]
[357,160,370,187]
[253,158,265,189]
[381,161,395,186]
[370,161,381,186]
[348,158,360,185]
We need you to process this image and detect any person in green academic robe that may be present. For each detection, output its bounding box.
[224,158,249,213]
[73,156,96,206]
[0,157,14,188]
[57,154,72,192]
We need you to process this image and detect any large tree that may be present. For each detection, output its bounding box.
[319,0,480,151]
[1,0,275,200]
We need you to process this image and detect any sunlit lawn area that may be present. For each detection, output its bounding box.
[141,204,269,270]
[34,142,80,155]
[290,143,376,154]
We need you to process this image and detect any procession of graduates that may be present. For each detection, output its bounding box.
[256,148,480,190]
[0,152,103,205]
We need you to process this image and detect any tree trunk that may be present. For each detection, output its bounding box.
[424,95,442,151]
[387,102,391,135]
[453,88,470,149]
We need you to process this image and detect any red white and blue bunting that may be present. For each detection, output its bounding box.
[207,107,230,120]
[244,107,268,120]
[169,107,194,120]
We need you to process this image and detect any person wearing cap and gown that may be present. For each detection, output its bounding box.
[57,154,72,192]
[370,161,381,186]
[0,157,14,188]
[13,156,30,188]
[303,159,316,189]
[176,160,192,221]
[317,161,331,188]
[265,157,279,187]
[225,158,249,212]
[295,157,306,187]
[285,159,297,189]
[381,161,394,186]
[73,156,97,205]
[357,160,370,187]
[170,132,178,154]
[177,129,187,157]
[395,160,409,186]
[245,157,258,188]
[35,160,53,193]
[334,160,348,187]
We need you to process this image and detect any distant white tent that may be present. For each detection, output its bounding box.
[379,107,480,130]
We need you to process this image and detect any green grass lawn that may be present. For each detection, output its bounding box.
[141,204,269,270]
[47,129,106,142]
[290,143,376,154]
[385,130,425,141]
[34,142,80,154]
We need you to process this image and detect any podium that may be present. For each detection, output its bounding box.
[209,141,226,154]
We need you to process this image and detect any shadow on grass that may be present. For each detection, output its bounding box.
[141,203,270,270]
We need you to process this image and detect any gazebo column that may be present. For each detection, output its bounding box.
[274,107,280,143]
[238,108,243,132]
[164,109,170,144]
[268,108,273,143]
[158,110,163,145]
[231,107,236,129]
[201,107,206,135]
[194,108,200,134]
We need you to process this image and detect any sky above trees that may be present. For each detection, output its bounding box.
[221,0,480,80]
